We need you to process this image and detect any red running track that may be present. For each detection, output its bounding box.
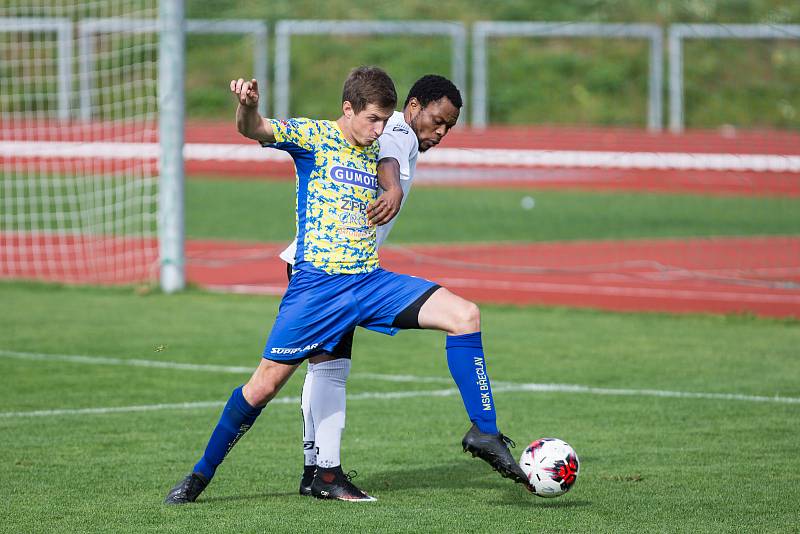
[4,123,799,314]
[5,122,799,195]
[186,237,800,318]
[3,233,798,317]
[181,122,800,196]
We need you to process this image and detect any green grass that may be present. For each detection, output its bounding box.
[184,177,800,243]
[5,175,798,245]
[1,281,799,532]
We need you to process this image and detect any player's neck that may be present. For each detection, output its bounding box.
[402,107,419,138]
[335,116,360,147]
[403,107,413,127]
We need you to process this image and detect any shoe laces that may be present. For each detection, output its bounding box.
[340,470,370,497]
[500,434,516,449]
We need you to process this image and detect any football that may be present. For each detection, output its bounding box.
[519,438,580,498]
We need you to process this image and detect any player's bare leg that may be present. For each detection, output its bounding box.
[242,357,300,407]
[418,288,530,488]
[417,287,480,334]
[164,359,299,504]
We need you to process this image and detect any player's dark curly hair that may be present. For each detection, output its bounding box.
[404,74,462,109]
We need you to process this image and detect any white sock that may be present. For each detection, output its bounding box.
[310,358,350,468]
[301,362,316,467]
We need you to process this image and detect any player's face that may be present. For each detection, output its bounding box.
[407,97,460,152]
[342,102,394,147]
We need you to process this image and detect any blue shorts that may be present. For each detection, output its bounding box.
[263,267,438,363]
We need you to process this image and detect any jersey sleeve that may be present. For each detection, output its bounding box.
[378,126,413,180]
[264,118,317,152]
[279,238,297,265]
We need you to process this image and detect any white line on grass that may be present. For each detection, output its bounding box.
[3,381,798,419]
[0,349,254,374]
[0,401,226,418]
[1,350,798,418]
[356,374,800,404]
[0,389,462,418]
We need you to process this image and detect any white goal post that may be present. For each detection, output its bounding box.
[158,0,185,293]
[0,1,186,292]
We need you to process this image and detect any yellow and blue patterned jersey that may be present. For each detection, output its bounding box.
[266,118,380,274]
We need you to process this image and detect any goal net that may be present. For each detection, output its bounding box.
[1,1,159,284]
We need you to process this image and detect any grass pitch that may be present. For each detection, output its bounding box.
[185,177,800,243]
[4,175,798,243]
[1,281,799,533]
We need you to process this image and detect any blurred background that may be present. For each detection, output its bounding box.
[182,0,799,128]
[1,0,799,316]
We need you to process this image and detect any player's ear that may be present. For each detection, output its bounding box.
[342,100,354,119]
[406,97,422,118]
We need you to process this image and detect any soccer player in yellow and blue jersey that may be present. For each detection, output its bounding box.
[164,67,528,504]
[292,75,474,498]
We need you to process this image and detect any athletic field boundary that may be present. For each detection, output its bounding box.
[2,350,798,416]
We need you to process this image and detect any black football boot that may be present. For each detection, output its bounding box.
[164,472,209,504]
[299,465,316,496]
[462,423,531,488]
[310,466,376,502]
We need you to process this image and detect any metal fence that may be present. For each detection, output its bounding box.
[471,21,664,131]
[78,18,268,118]
[1,17,266,120]
[8,18,800,130]
[273,19,467,120]
[0,17,73,120]
[668,23,800,132]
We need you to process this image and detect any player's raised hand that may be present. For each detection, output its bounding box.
[230,78,259,108]
[231,77,274,142]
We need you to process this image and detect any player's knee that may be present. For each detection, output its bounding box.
[452,300,480,335]
[242,380,279,408]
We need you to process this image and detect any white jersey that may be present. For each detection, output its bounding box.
[279,111,419,264]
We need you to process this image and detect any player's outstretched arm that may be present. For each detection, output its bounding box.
[230,78,275,143]
[368,157,403,226]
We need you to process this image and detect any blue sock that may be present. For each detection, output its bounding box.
[445,332,498,435]
[193,385,262,481]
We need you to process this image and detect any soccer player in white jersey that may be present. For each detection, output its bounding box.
[282,75,465,497]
